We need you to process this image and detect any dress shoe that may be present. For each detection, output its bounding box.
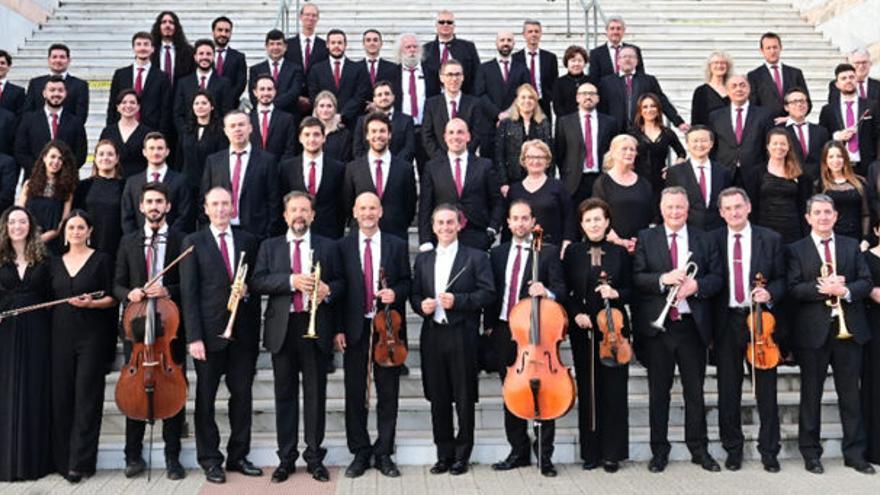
[65,470,83,483]
[271,463,295,483]
[762,456,780,473]
[491,452,530,471]
[430,459,452,474]
[205,464,226,483]
[648,455,668,473]
[844,459,876,474]
[449,460,469,475]
[345,453,372,478]
[692,454,721,472]
[227,458,263,476]
[603,461,619,473]
[804,458,824,474]
[540,462,558,477]
[374,455,401,477]
[582,460,600,470]
[124,457,146,478]
[307,462,330,482]
[166,458,186,480]
[724,453,743,471]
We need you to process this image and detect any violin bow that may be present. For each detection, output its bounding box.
[143,245,194,290]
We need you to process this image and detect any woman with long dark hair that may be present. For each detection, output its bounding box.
[816,140,870,247]
[178,90,228,194]
[16,141,77,254]
[628,93,686,204]
[99,89,150,178]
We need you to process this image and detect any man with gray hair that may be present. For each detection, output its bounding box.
[827,48,879,103]
[513,19,558,121]
[394,32,440,172]
[588,16,644,82]
[422,10,480,94]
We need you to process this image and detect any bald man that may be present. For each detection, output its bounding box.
[707,75,773,176]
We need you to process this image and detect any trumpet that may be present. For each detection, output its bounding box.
[651,252,699,331]
[304,257,322,340]
[221,252,248,340]
[820,262,852,340]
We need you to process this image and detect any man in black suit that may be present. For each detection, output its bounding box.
[334,192,410,478]
[250,190,343,483]
[173,39,234,133]
[411,204,495,475]
[24,43,89,124]
[598,46,686,131]
[113,182,187,481]
[665,126,734,232]
[279,117,346,239]
[107,32,172,132]
[0,50,27,117]
[512,19,557,122]
[787,194,876,474]
[473,31,530,161]
[633,186,723,473]
[0,150,16,214]
[0,106,15,156]
[15,76,87,176]
[747,33,809,121]
[150,11,194,88]
[486,200,566,476]
[121,132,194,233]
[344,113,416,240]
[588,16,644,82]
[783,88,829,181]
[249,74,298,160]
[827,48,879,104]
[181,187,263,484]
[394,33,440,173]
[211,16,248,103]
[202,110,280,241]
[819,63,880,176]
[422,10,480,95]
[710,187,784,472]
[284,2,328,78]
[249,29,305,116]
[422,60,485,159]
[418,118,502,251]
[708,75,773,175]
[307,29,369,127]
[357,29,398,91]
[352,81,415,162]
[555,82,619,207]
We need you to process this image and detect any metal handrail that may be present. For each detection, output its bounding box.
[274,0,302,36]
[566,0,608,49]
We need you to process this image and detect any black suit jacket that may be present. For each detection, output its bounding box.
[421,94,484,158]
[828,77,880,104]
[0,153,18,214]
[786,234,872,348]
[633,225,723,344]
[249,107,298,160]
[250,231,343,355]
[747,63,808,118]
[279,154,346,239]
[113,227,185,304]
[202,147,281,240]
[284,35,329,75]
[181,228,260,352]
[598,72,684,127]
[351,111,416,162]
[217,46,248,102]
[485,241,566,329]
[422,37,481,95]
[588,42,645,81]
[107,65,172,132]
[418,153,503,244]
[708,104,774,173]
[819,96,880,165]
[307,57,369,126]
[342,154,416,240]
[665,160,734,232]
[390,64,441,114]
[474,58,531,126]
[554,110,619,195]
[121,168,194,234]
[783,122,830,181]
[248,59,304,115]
[150,43,195,86]
[173,72,234,132]
[354,58,398,89]
[0,81,26,117]
[0,107,14,156]
[24,74,89,124]
[512,48,558,114]
[336,230,411,344]
[14,109,87,175]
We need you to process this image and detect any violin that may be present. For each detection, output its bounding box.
[372,267,407,367]
[503,226,576,425]
[596,271,632,367]
[746,273,780,370]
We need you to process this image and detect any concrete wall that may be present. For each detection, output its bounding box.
[786,0,880,75]
[0,0,56,54]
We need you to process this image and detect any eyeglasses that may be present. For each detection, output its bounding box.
[443,72,464,78]
[437,20,455,25]
[785,98,808,105]
[524,155,549,161]
[577,91,598,96]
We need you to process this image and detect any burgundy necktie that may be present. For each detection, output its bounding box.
[771,64,783,99]
[333,60,342,89]
[261,110,270,149]
[454,158,463,196]
[363,238,374,314]
[408,68,419,119]
[374,159,384,199]
[613,45,621,74]
[272,61,280,82]
[845,101,859,153]
[216,49,225,77]
[450,99,458,119]
[669,232,681,321]
[735,107,744,145]
[199,75,206,90]
[795,123,808,156]
[625,74,633,99]
[733,233,745,304]
[151,172,160,183]
[231,151,244,217]
[291,239,304,311]
[583,112,594,171]
[134,67,144,95]
[164,46,173,83]
[369,60,377,85]
[501,60,509,83]
[307,160,317,196]
[145,234,155,279]
[859,81,866,99]
[441,42,450,65]
[219,232,233,280]
[304,38,312,72]
[698,165,708,204]
[50,113,59,139]
[529,52,538,92]
[507,245,523,318]
[822,238,833,265]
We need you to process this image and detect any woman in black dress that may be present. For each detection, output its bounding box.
[742,128,812,244]
[0,206,52,481]
[495,84,553,193]
[863,221,880,464]
[99,89,150,178]
[816,141,869,247]
[690,51,732,126]
[313,90,352,164]
[179,89,228,195]
[563,198,631,472]
[592,134,655,254]
[74,140,125,260]
[629,93,686,204]
[50,210,116,483]
[552,45,591,119]
[16,141,76,254]
[505,139,575,248]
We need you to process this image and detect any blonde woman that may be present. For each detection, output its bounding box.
[691,51,733,126]
[495,84,553,193]
[312,90,352,163]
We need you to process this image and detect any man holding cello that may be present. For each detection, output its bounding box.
[335,192,411,478]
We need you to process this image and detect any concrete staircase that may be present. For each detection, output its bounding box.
[6,0,850,469]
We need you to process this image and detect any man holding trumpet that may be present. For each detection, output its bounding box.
[786,193,875,475]
[633,186,722,473]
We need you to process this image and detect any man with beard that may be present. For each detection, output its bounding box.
[172,39,234,133]
[113,182,186,480]
[24,43,89,124]
[248,30,304,117]
[248,74,298,160]
[150,11,194,87]
[107,32,172,132]
[393,33,440,174]
[211,16,247,103]
[307,29,369,127]
[352,81,416,161]
[251,190,343,483]
[819,63,880,175]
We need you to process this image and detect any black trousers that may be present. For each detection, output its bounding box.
[716,311,780,459]
[569,325,629,463]
[643,316,709,458]
[344,320,401,456]
[572,172,600,211]
[273,313,327,467]
[796,322,867,463]
[192,336,258,468]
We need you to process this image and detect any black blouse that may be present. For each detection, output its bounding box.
[563,240,633,334]
[691,83,729,127]
[592,173,656,239]
[73,176,125,257]
[99,123,151,178]
[494,117,554,185]
[505,177,576,244]
[178,125,228,190]
[552,73,593,118]
[324,128,353,164]
[628,126,686,195]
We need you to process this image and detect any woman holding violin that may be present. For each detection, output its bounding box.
[49,210,117,482]
[562,198,632,472]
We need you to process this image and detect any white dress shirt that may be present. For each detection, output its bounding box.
[764,61,784,88]
[368,149,391,192]
[727,223,752,308]
[145,163,168,183]
[525,48,543,98]
[810,231,851,312]
[400,63,426,125]
[433,241,459,324]
[302,152,324,192]
[161,43,175,74]
[300,35,315,64]
[359,230,382,317]
[664,225,692,314]
[132,62,152,83]
[500,240,529,321]
[43,106,63,138]
[578,109,600,173]
[786,118,811,151]
[329,56,346,76]
[209,223,236,265]
[228,144,251,225]
[839,94,862,162]
[195,69,213,88]
[730,101,750,130]
[143,223,169,285]
[445,92,462,119]
[287,229,314,312]
[690,158,712,207]
[447,150,468,181]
